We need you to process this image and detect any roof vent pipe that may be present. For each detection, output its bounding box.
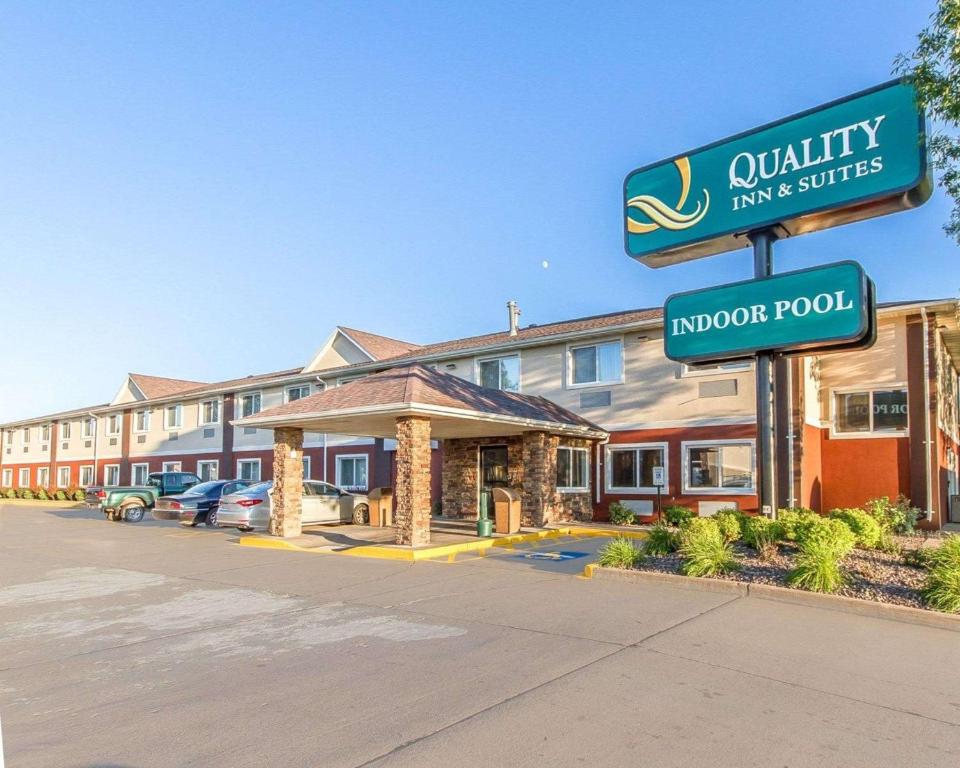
[507,300,521,336]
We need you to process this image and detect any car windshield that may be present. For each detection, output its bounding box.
[184,481,222,496]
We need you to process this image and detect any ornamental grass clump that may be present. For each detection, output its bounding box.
[713,508,746,543]
[608,501,636,526]
[921,538,960,613]
[742,517,784,560]
[597,535,646,569]
[678,518,739,578]
[663,505,693,527]
[645,522,680,556]
[829,508,882,550]
[787,518,856,593]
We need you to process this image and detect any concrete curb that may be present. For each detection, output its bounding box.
[589,566,960,633]
[0,499,85,509]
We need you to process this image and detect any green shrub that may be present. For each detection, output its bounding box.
[864,495,919,535]
[829,508,882,549]
[787,518,855,593]
[678,518,739,578]
[713,509,745,543]
[928,536,960,569]
[645,522,680,555]
[921,563,960,613]
[54,490,67,501]
[72,489,85,501]
[1,488,14,499]
[34,487,49,501]
[742,517,784,558]
[597,536,646,569]
[778,508,820,542]
[20,488,34,500]
[663,505,693,527]
[608,501,636,526]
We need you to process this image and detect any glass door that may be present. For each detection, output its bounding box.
[479,446,509,517]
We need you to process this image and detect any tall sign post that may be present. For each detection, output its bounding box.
[623,79,928,517]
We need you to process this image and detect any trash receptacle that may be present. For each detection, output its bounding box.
[492,487,521,534]
[368,487,393,527]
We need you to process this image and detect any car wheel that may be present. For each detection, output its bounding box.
[123,505,146,523]
[352,503,369,525]
[206,508,219,528]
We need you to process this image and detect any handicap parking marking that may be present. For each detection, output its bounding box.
[507,550,590,562]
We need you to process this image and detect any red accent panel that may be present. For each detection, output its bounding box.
[819,431,910,511]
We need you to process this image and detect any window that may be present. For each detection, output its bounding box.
[302,456,311,480]
[82,418,95,439]
[834,388,908,435]
[1,469,10,486]
[80,465,94,487]
[477,355,520,392]
[237,459,261,482]
[286,385,311,403]
[60,422,72,440]
[57,466,70,488]
[200,399,220,425]
[569,340,622,386]
[556,447,589,491]
[18,468,29,487]
[134,410,151,432]
[684,441,755,493]
[132,463,150,485]
[104,465,120,486]
[681,361,752,377]
[105,414,121,436]
[37,467,49,487]
[336,455,368,490]
[606,444,667,492]
[197,460,219,481]
[22,427,30,443]
[5,431,12,444]
[164,404,182,430]
[239,392,261,418]
[162,461,182,473]
[41,425,50,442]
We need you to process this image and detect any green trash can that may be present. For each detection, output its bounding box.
[477,492,493,537]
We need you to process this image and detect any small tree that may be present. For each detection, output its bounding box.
[895,1,960,242]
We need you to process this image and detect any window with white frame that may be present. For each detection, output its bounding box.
[57,466,70,488]
[684,441,755,493]
[37,467,49,487]
[199,399,220,425]
[106,414,121,436]
[1,468,11,486]
[132,463,150,485]
[41,424,50,442]
[162,461,182,473]
[239,392,262,418]
[286,384,311,403]
[237,459,261,482]
[606,443,667,492]
[80,465,95,487]
[569,340,622,386]
[22,427,30,443]
[5,430,12,444]
[164,404,183,430]
[104,465,120,486]
[477,355,520,392]
[197,460,219,481]
[833,388,908,435]
[18,468,29,487]
[61,421,72,440]
[82,418,95,439]
[681,361,752,377]
[302,456,311,480]
[556,447,589,491]
[336,455,367,490]
[134,410,151,432]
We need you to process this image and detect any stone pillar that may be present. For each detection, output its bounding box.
[269,427,304,538]
[522,431,559,527]
[395,416,432,546]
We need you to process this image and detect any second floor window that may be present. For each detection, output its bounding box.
[41,425,50,442]
[478,355,520,392]
[106,414,121,436]
[286,385,311,402]
[570,340,622,386]
[164,404,183,430]
[135,410,151,432]
[239,392,261,418]
[5,431,12,445]
[61,422,72,440]
[22,427,30,443]
[200,400,220,425]
[82,418,95,439]
[834,388,908,434]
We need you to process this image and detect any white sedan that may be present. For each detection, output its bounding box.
[216,480,369,531]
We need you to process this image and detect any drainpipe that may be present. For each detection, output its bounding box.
[323,433,328,482]
[786,359,796,508]
[595,438,608,506]
[88,412,99,484]
[921,307,934,521]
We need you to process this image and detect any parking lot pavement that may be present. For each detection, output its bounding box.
[2,503,959,768]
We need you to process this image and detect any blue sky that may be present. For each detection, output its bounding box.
[0,0,952,421]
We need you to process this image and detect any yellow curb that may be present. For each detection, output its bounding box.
[581,563,598,579]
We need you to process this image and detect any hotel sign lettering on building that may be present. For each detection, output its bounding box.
[623,80,930,267]
[664,261,873,364]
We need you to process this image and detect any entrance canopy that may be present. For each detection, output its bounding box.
[233,364,607,440]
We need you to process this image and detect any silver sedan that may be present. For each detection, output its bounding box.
[217,480,369,532]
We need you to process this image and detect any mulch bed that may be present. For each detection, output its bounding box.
[637,535,941,610]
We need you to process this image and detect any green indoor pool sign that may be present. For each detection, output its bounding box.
[624,80,930,267]
[664,261,871,363]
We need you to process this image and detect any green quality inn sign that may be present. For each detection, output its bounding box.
[663,261,872,364]
[624,80,930,267]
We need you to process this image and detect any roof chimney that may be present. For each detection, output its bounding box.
[507,300,521,336]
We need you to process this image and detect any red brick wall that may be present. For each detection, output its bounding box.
[819,431,910,512]
[799,423,823,512]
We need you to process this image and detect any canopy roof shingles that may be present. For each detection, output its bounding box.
[234,364,608,440]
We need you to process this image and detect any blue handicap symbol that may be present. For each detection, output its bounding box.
[510,550,589,561]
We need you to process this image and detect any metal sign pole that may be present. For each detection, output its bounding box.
[749,229,778,517]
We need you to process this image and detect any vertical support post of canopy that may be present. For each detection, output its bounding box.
[269,426,304,538]
[749,229,778,517]
[394,415,432,546]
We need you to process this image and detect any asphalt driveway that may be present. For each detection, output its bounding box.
[1,503,958,767]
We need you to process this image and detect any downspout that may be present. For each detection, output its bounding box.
[786,359,796,508]
[921,307,934,521]
[88,412,99,484]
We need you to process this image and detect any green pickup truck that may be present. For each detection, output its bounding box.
[86,471,201,522]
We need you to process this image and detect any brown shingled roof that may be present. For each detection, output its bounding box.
[129,373,209,399]
[337,327,422,360]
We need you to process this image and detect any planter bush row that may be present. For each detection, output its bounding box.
[0,487,86,502]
